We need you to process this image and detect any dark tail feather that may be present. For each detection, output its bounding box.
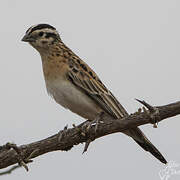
[133,139,167,164]
[125,128,167,164]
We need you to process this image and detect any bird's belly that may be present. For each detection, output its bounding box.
[46,79,101,120]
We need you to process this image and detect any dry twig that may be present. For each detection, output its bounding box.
[0,100,179,175]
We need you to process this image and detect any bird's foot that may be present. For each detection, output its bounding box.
[72,123,93,153]
[81,112,104,154]
[135,99,160,128]
[86,112,104,133]
[72,123,86,137]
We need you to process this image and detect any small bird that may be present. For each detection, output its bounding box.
[22,24,167,164]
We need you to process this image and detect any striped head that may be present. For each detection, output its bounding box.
[22,24,61,52]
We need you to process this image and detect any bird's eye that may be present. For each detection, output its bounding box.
[38,32,44,37]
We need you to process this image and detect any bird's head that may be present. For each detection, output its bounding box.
[22,24,61,52]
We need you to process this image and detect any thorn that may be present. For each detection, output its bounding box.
[153,123,158,128]
[138,108,142,113]
[135,99,160,128]
[64,124,68,130]
[135,99,154,112]
[58,124,69,142]
[19,161,29,172]
[142,107,147,113]
[82,139,91,154]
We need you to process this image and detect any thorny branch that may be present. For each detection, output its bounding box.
[0,100,180,175]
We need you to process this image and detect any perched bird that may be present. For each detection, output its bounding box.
[22,24,167,164]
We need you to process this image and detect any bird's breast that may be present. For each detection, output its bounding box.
[45,78,101,120]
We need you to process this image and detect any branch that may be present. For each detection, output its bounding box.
[0,100,180,172]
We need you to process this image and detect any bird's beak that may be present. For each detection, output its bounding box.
[21,34,35,42]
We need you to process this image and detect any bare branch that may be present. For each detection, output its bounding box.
[0,100,180,173]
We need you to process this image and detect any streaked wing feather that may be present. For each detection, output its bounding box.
[67,70,127,118]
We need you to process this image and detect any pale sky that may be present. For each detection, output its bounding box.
[0,0,180,179]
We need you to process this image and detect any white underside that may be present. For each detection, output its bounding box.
[45,78,100,120]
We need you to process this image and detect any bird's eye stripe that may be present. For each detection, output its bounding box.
[45,32,57,39]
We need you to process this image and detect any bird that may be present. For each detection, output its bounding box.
[22,23,167,164]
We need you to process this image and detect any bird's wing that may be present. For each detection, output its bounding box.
[67,60,128,119]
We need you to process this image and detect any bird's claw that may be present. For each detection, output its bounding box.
[85,112,104,133]
[72,123,86,137]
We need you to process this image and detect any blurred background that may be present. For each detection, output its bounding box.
[0,0,179,179]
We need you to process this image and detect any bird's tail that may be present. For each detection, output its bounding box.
[125,128,167,164]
